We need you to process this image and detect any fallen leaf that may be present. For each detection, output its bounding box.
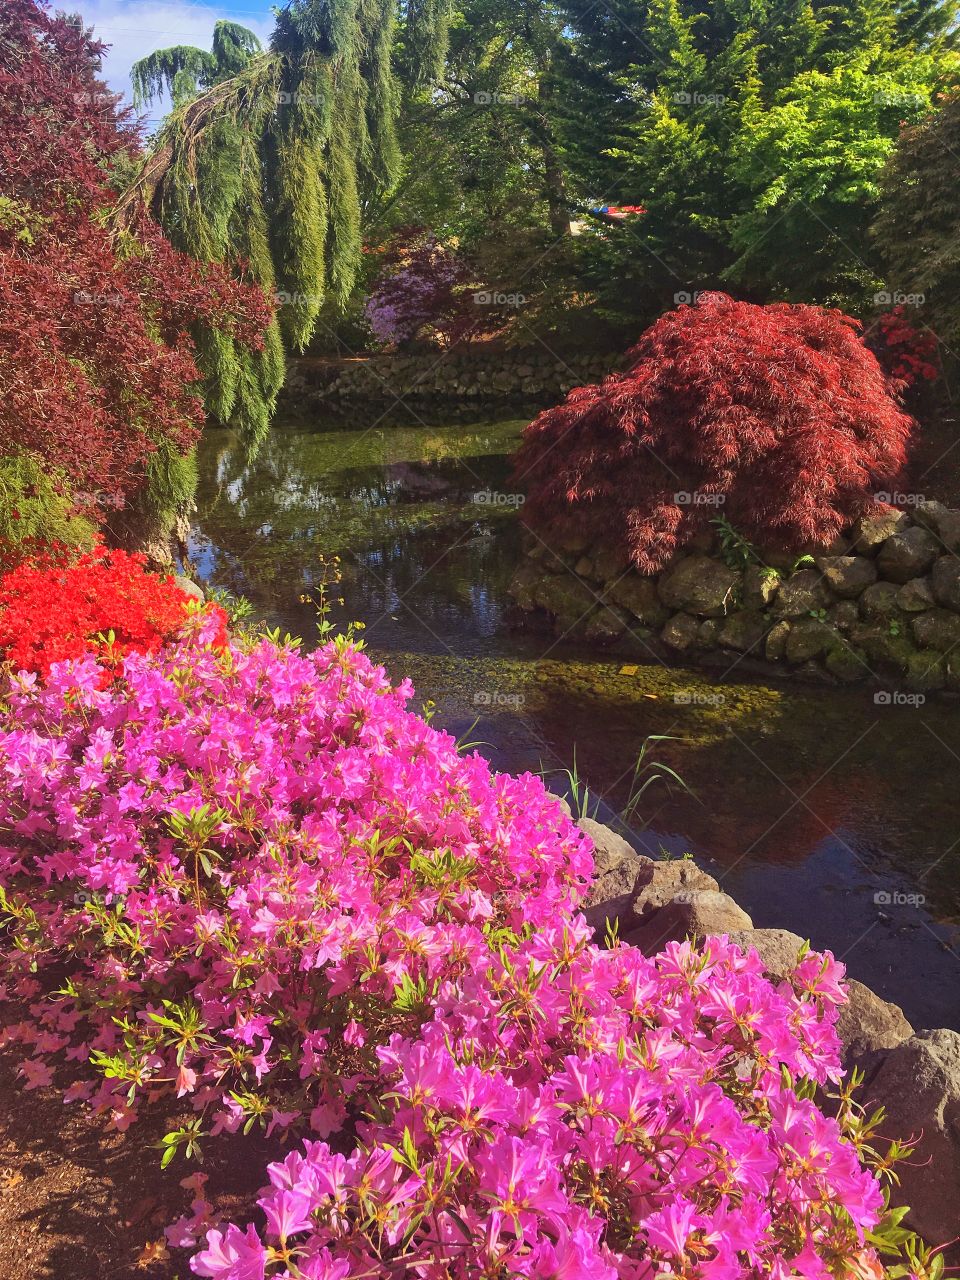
[1,1169,23,1190]
[136,1239,169,1269]
[619,665,639,676]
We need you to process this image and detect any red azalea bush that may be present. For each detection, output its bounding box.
[0,546,223,677]
[868,307,939,388]
[513,293,916,572]
[0,0,271,514]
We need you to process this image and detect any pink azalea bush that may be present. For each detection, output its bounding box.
[0,619,927,1277]
[0,618,589,1141]
[190,932,891,1280]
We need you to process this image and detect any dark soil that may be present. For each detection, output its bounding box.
[0,1050,283,1279]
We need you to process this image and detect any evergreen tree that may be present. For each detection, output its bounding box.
[131,21,262,109]
[555,0,955,328]
[874,91,960,349]
[119,0,455,446]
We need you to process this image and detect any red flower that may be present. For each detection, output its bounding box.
[0,546,225,678]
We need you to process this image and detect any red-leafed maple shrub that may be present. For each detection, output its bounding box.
[513,293,916,572]
[0,0,271,515]
[868,307,939,388]
[0,547,225,678]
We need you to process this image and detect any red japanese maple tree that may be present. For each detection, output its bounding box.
[513,293,916,572]
[0,0,271,514]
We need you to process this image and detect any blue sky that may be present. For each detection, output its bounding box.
[85,0,274,129]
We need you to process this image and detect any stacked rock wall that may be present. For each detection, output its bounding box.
[510,502,960,693]
[283,350,623,411]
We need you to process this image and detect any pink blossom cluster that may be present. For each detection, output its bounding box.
[0,621,590,1139]
[189,930,890,1280]
[0,625,909,1278]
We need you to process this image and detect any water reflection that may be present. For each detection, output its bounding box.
[192,418,960,1030]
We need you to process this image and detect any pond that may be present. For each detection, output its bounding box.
[191,412,960,1032]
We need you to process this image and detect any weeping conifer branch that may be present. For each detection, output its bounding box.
[117,0,453,447]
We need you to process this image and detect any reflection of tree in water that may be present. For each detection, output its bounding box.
[191,421,524,634]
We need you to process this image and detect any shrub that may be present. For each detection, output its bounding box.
[0,0,271,516]
[190,931,895,1279]
[0,455,95,572]
[0,546,219,677]
[0,628,590,1147]
[513,294,916,573]
[868,307,940,388]
[365,229,479,348]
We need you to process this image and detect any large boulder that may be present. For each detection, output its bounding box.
[897,577,936,613]
[718,610,768,654]
[771,569,832,619]
[931,555,960,613]
[912,499,960,552]
[579,818,653,934]
[532,575,598,627]
[607,575,671,626]
[657,555,740,617]
[174,575,205,602]
[858,581,907,624]
[661,613,701,652]
[911,608,960,651]
[632,858,721,922]
[725,927,807,976]
[585,604,631,644]
[626,890,752,953]
[785,619,834,663]
[864,1030,960,1241]
[876,527,939,584]
[850,509,911,554]
[837,979,914,1063]
[815,555,878,599]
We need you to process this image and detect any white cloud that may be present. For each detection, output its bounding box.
[81,0,273,127]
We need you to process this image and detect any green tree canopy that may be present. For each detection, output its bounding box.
[121,0,455,445]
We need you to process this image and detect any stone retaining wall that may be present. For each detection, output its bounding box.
[509,502,960,694]
[577,810,960,1243]
[283,349,623,411]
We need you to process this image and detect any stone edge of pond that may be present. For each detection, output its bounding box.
[575,806,960,1244]
[282,349,625,411]
[510,503,960,699]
